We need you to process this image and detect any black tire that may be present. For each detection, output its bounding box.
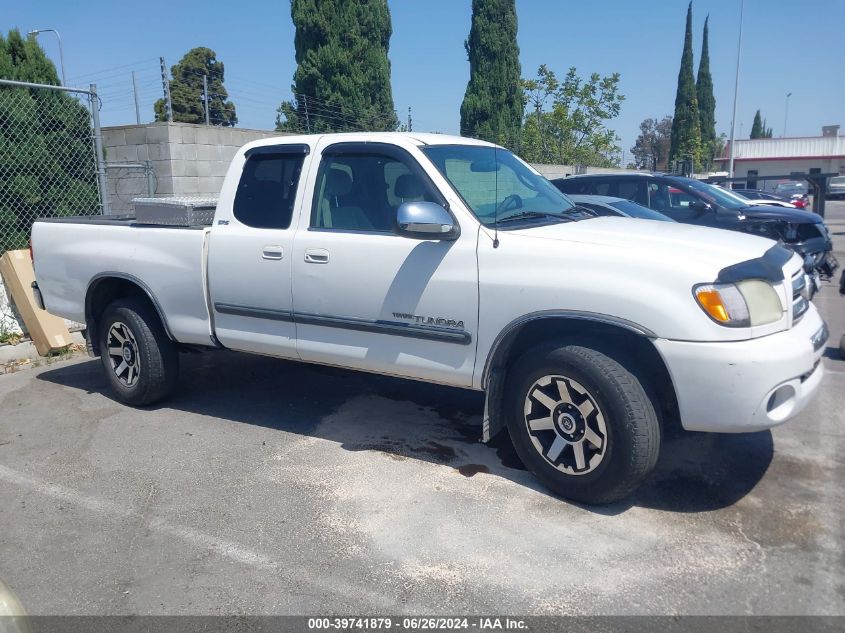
[99,297,179,406]
[504,340,660,504]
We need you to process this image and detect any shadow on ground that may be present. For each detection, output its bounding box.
[38,350,773,515]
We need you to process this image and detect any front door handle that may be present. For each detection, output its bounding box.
[304,248,330,264]
[262,246,284,260]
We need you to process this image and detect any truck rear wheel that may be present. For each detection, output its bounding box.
[99,298,179,406]
[504,341,660,504]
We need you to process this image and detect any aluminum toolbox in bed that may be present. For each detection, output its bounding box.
[132,197,218,227]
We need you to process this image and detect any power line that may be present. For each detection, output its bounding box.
[68,58,159,82]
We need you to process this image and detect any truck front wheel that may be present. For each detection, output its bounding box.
[505,341,660,504]
[99,298,179,406]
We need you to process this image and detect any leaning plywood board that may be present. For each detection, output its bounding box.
[0,250,74,356]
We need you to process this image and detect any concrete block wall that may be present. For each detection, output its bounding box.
[102,122,282,213]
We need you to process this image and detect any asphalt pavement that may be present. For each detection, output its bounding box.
[1,202,844,616]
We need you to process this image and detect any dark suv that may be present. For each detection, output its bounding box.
[553,173,837,281]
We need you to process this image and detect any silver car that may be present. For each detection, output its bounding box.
[828,175,845,200]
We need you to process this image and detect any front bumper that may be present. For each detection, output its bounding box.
[655,305,827,433]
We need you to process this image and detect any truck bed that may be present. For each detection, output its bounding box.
[31,218,214,347]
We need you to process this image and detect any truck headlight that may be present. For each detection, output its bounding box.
[694,280,783,327]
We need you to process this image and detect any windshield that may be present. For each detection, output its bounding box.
[715,184,760,205]
[421,145,578,227]
[678,179,748,210]
[776,182,807,194]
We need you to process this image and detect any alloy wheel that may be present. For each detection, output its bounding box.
[106,322,140,387]
[523,375,607,475]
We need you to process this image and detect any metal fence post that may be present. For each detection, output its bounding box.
[160,57,173,122]
[203,74,210,126]
[89,83,111,215]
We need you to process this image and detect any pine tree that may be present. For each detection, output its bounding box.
[669,2,701,170]
[460,0,523,146]
[154,47,236,126]
[276,0,398,132]
[0,29,99,251]
[696,15,716,169]
[750,109,763,138]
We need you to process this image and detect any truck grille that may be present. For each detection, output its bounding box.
[791,271,809,322]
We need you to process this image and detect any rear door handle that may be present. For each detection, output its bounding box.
[262,246,284,260]
[304,248,330,264]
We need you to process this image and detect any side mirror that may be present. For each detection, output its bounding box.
[690,200,713,214]
[396,202,459,240]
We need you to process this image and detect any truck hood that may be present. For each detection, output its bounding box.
[506,216,779,271]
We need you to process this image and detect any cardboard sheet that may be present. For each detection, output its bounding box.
[0,250,74,355]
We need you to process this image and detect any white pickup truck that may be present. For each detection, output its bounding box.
[31,133,827,504]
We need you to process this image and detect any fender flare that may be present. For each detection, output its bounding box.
[84,272,176,354]
[480,310,657,442]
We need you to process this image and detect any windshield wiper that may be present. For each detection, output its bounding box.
[496,211,570,224]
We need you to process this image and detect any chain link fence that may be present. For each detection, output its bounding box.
[0,78,107,255]
[105,162,156,212]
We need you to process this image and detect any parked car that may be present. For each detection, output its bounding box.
[552,173,837,282]
[731,188,799,208]
[567,195,674,221]
[31,133,827,505]
[774,181,810,206]
[828,175,845,200]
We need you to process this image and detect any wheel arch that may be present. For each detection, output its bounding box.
[84,273,174,356]
[481,311,679,441]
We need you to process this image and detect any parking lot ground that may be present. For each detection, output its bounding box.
[1,203,845,616]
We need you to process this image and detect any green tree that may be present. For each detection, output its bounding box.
[669,2,701,170]
[750,110,763,138]
[0,29,99,252]
[696,15,716,169]
[520,65,624,167]
[276,0,398,132]
[630,116,673,170]
[460,0,523,146]
[154,47,236,126]
[749,109,772,138]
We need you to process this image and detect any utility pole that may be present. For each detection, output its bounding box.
[159,57,173,122]
[407,106,412,132]
[727,0,744,179]
[131,70,141,125]
[783,92,792,137]
[203,74,210,126]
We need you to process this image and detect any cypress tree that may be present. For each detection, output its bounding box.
[0,29,99,251]
[696,16,716,168]
[277,0,398,132]
[750,110,763,138]
[460,0,523,146]
[154,47,237,126]
[669,2,701,169]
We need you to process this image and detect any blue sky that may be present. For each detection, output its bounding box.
[7,0,844,157]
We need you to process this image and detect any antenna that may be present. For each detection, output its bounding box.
[493,144,499,249]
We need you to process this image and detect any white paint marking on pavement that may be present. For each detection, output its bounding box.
[0,463,276,570]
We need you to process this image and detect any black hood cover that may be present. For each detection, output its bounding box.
[739,205,821,224]
[716,243,794,284]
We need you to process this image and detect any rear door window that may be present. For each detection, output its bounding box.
[234,153,305,229]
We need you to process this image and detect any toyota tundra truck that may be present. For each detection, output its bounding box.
[30,133,828,504]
